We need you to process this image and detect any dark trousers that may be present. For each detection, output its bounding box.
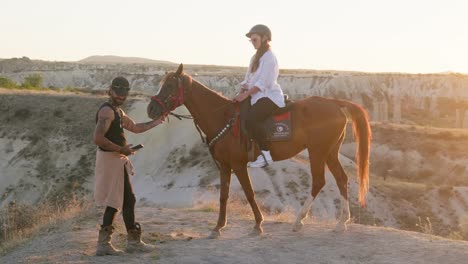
[102,168,136,231]
[246,97,279,151]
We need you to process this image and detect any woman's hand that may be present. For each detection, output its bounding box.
[233,92,249,102]
[238,83,249,94]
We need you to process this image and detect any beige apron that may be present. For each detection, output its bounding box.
[94,149,134,210]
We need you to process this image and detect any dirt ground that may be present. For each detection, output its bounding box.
[1,206,467,264]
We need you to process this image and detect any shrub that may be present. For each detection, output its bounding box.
[0,76,17,88]
[21,74,43,88]
[438,185,454,198]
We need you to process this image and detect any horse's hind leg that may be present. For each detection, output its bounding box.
[232,164,264,235]
[293,149,326,232]
[209,165,232,239]
[327,136,351,232]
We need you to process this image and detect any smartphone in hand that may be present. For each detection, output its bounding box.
[131,144,144,151]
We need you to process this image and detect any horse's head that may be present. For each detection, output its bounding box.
[147,63,189,120]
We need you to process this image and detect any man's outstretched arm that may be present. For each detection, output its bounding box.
[122,113,164,134]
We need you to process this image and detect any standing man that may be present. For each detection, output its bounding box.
[93,76,164,255]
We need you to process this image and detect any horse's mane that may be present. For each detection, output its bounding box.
[162,71,231,102]
[191,78,231,102]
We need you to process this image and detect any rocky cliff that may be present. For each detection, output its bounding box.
[2,57,468,127]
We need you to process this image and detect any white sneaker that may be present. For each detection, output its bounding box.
[248,151,273,168]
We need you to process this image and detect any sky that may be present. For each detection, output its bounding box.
[1,0,467,73]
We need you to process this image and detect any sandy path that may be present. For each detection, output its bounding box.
[1,206,467,264]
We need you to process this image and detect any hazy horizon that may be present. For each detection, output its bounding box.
[1,0,467,74]
[2,54,467,75]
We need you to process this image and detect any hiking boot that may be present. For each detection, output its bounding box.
[248,151,273,168]
[126,223,155,253]
[96,225,124,256]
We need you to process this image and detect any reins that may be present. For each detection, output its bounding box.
[169,112,193,120]
[151,74,237,160]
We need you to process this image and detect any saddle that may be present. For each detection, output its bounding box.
[239,95,293,160]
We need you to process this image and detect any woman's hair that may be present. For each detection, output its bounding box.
[250,39,270,73]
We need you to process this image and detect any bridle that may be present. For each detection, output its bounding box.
[150,75,207,141]
[149,74,238,164]
[150,76,185,117]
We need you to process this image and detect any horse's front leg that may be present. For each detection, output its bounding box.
[232,164,264,235]
[208,165,232,239]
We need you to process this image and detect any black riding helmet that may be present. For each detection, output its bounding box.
[245,24,272,41]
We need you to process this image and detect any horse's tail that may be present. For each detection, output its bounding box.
[333,99,371,207]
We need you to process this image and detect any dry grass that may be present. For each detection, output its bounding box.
[0,197,91,255]
[189,194,296,222]
[416,216,434,241]
[190,201,219,213]
[459,215,468,239]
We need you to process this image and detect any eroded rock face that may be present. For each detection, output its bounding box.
[2,58,468,125]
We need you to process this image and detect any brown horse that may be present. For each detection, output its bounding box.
[147,64,371,238]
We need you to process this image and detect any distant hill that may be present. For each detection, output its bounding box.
[78,55,175,65]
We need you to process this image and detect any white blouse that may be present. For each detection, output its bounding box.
[240,50,285,107]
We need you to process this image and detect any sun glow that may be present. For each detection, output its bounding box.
[0,0,467,73]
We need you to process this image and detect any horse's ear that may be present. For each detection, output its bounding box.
[175,63,183,76]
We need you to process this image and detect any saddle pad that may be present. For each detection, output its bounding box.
[264,112,292,141]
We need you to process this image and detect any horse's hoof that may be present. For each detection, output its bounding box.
[207,230,221,239]
[249,228,263,236]
[292,222,303,232]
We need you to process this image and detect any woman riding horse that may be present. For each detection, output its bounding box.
[147,62,371,238]
[233,24,285,168]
